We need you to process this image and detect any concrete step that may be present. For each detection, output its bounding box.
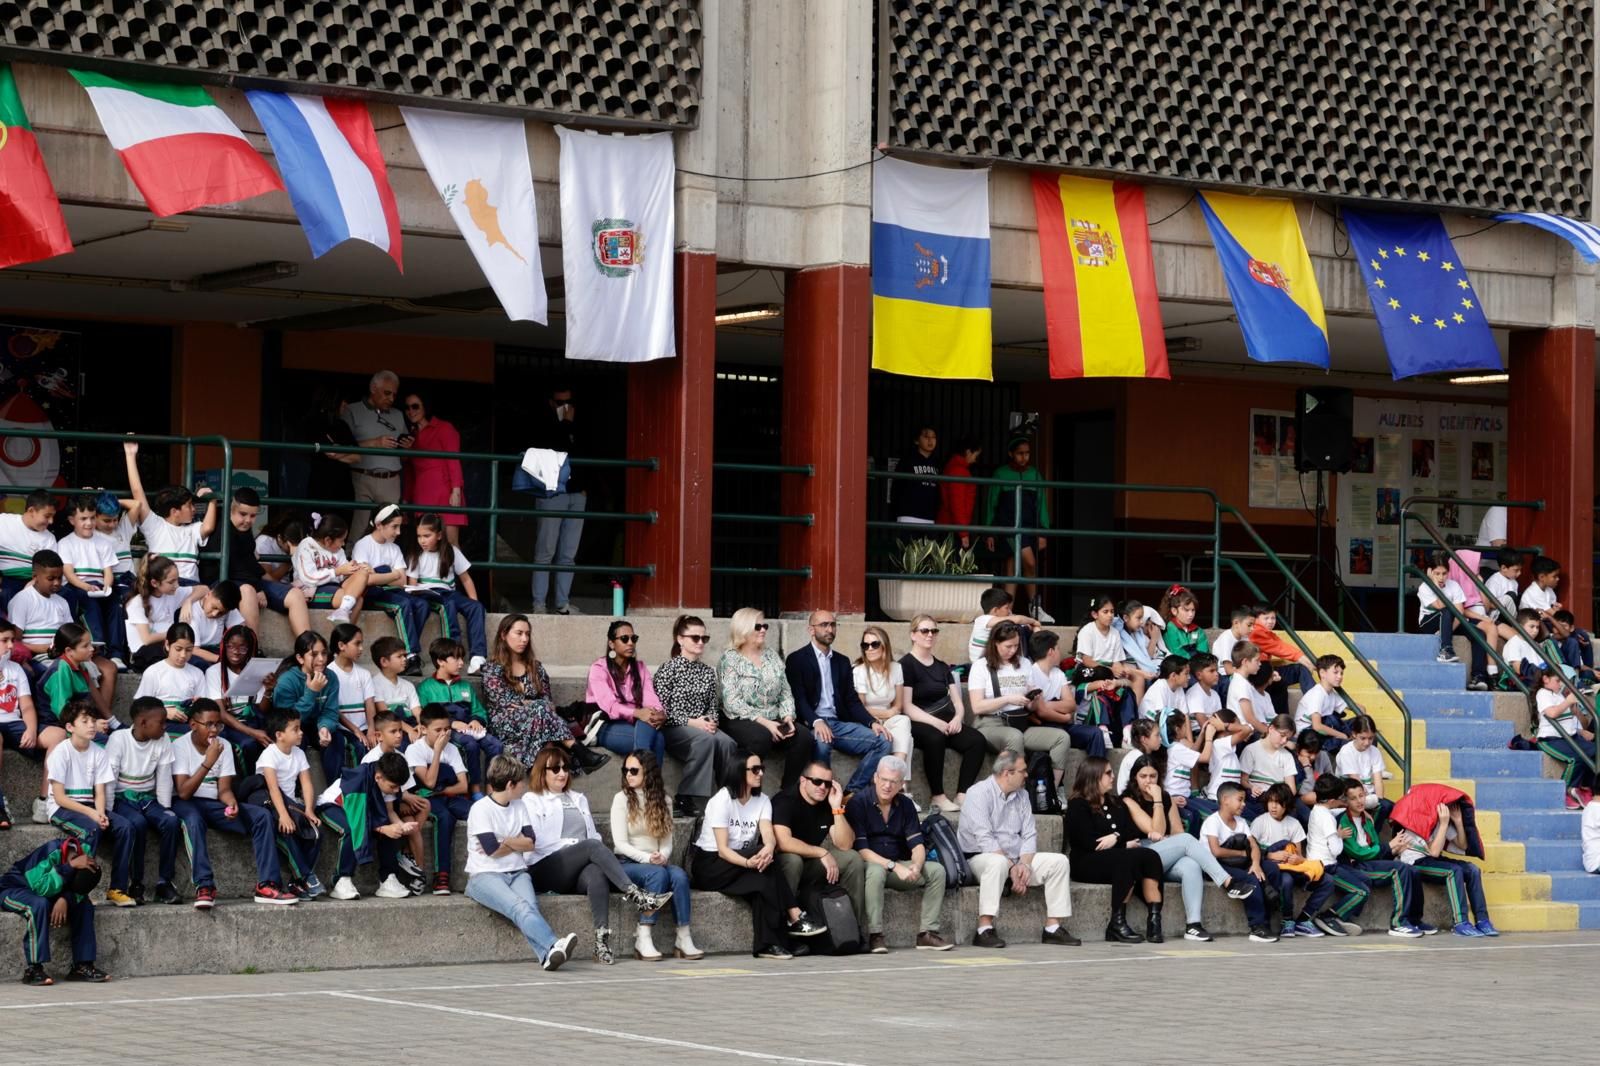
[1351,632,1444,660]
[1381,662,1471,690]
[30,875,1474,978]
[1577,901,1600,929]
[1545,871,1600,902]
[1445,750,1548,779]
[1485,899,1580,931]
[1389,690,1499,720]
[1481,871,1553,904]
[1469,777,1568,811]
[1422,718,1514,749]
[1522,839,1588,872]
[1496,808,1585,841]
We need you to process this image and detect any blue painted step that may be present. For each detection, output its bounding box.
[1423,718,1514,749]
[1471,777,1567,810]
[1396,690,1498,719]
[1577,901,1600,929]
[1549,871,1600,902]
[1498,808,1584,841]
[1383,662,1471,690]
[1522,839,1587,872]
[1353,632,1447,659]
[1447,750,1547,779]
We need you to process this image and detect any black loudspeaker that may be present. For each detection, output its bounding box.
[1294,386,1354,473]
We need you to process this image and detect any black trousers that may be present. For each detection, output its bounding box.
[691,849,798,955]
[1070,846,1164,905]
[909,719,987,796]
[720,718,815,791]
[529,839,635,927]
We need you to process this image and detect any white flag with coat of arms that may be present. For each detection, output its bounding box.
[400,108,547,324]
[556,127,676,362]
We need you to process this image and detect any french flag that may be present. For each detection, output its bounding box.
[246,91,402,269]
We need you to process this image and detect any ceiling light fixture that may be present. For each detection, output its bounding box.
[182,260,299,292]
[714,303,782,325]
[1446,372,1509,385]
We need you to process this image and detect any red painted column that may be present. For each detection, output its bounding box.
[625,251,716,610]
[779,264,871,614]
[1507,326,1595,621]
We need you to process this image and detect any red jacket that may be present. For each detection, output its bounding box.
[936,455,976,536]
[1248,622,1307,664]
[1391,783,1483,859]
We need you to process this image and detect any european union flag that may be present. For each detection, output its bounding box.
[1342,209,1503,380]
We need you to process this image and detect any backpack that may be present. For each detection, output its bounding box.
[1026,750,1061,814]
[920,811,977,887]
[804,886,861,956]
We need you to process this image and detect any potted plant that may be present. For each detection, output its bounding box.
[877,536,991,622]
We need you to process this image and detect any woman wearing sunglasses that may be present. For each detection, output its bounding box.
[900,614,987,813]
[690,749,827,958]
[716,608,814,790]
[586,620,667,768]
[611,750,703,960]
[653,614,740,817]
[852,624,914,766]
[522,746,674,964]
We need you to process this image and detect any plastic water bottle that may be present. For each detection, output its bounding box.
[611,580,624,617]
[1034,776,1048,812]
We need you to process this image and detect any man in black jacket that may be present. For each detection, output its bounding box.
[784,610,890,795]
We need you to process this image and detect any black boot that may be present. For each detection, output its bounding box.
[1105,905,1144,944]
[572,740,610,774]
[1145,903,1164,944]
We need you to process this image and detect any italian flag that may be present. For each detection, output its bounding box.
[70,70,281,217]
[0,65,71,268]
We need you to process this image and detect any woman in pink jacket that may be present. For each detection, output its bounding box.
[586,619,667,766]
[401,391,466,545]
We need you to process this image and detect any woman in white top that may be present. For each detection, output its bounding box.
[521,746,672,965]
[852,624,912,761]
[608,751,702,960]
[967,619,1071,785]
[689,749,826,959]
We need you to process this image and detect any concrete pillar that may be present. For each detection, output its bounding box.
[779,264,871,614]
[625,251,717,611]
[1507,325,1595,621]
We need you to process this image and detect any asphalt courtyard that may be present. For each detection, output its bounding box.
[0,932,1592,1065]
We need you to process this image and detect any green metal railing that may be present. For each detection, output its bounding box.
[865,468,1224,626]
[1217,503,1413,789]
[710,461,814,580]
[1396,495,1544,628]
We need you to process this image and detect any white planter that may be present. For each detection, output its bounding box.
[877,577,992,623]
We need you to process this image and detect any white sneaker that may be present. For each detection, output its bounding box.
[555,603,583,615]
[375,874,410,899]
[31,797,49,825]
[543,932,576,971]
[329,876,361,901]
[1033,605,1056,624]
[328,595,356,624]
[467,655,486,675]
[397,853,423,880]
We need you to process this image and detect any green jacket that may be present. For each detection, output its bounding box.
[982,465,1050,530]
[1163,623,1210,658]
[418,677,488,726]
[1336,811,1384,862]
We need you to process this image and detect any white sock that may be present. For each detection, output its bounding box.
[338,595,356,612]
[977,923,994,933]
[1044,923,1060,933]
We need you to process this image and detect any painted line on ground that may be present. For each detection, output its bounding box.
[325,990,870,1065]
[1,937,1592,1012]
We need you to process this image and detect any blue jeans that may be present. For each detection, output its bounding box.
[599,718,666,765]
[620,861,692,925]
[1145,833,1232,925]
[175,797,283,888]
[811,718,889,793]
[113,794,182,888]
[466,870,557,962]
[532,492,586,608]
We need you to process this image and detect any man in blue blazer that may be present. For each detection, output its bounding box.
[785,609,890,794]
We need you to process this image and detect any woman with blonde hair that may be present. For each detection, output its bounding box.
[715,607,813,790]
[610,750,702,960]
[852,624,913,763]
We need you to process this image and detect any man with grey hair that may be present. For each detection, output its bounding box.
[844,755,951,952]
[341,370,407,532]
[956,749,1077,948]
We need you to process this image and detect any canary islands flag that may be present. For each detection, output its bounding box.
[1343,209,1501,380]
[1198,192,1329,368]
[871,158,992,381]
[1031,174,1169,379]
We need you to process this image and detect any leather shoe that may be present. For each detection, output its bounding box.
[971,927,1006,949]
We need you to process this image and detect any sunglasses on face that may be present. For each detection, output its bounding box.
[682,634,708,643]
[915,627,940,635]
[746,765,765,774]
[624,766,643,777]
[613,634,639,644]
[547,765,570,774]
[861,640,882,650]
[802,775,834,787]
[753,623,770,632]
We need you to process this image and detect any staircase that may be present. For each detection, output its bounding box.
[1321,630,1592,930]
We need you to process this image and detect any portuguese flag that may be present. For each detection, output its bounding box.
[0,65,71,269]
[69,70,281,217]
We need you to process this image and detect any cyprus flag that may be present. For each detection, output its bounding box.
[400,108,547,323]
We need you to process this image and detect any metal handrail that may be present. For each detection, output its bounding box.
[1218,556,1408,781]
[1396,495,1544,629]
[1405,566,1531,700]
[866,468,1224,626]
[1218,503,1412,789]
[710,460,814,579]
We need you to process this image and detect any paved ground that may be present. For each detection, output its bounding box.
[0,932,1593,1065]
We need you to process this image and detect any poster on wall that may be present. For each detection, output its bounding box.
[0,325,80,493]
[1335,399,1506,588]
[1247,408,1317,509]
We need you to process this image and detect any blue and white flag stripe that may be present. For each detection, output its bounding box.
[246,90,402,267]
[1495,211,1600,264]
[871,223,990,307]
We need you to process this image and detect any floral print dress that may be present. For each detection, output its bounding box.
[481,660,568,763]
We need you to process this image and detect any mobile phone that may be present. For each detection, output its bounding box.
[1024,689,1043,701]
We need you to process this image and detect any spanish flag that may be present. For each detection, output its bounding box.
[1198,192,1329,368]
[1031,174,1168,379]
[871,158,992,381]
